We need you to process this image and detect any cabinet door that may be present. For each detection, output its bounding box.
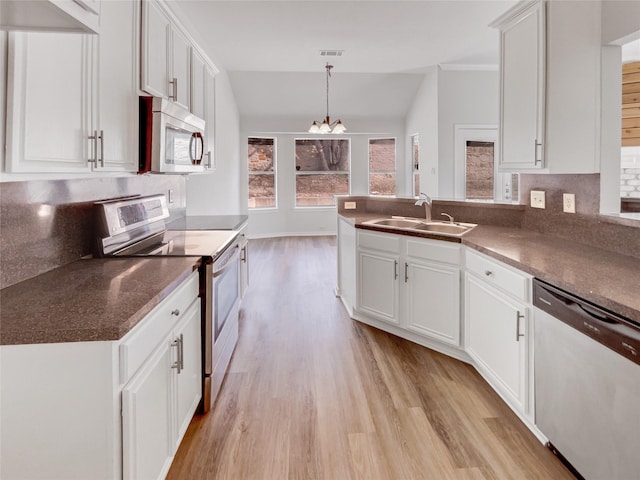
[95,0,138,172]
[141,0,170,98]
[357,250,400,325]
[174,301,202,450]
[498,1,545,170]
[6,32,93,173]
[190,48,206,119]
[405,259,460,346]
[170,26,191,110]
[466,274,528,412]
[122,340,174,480]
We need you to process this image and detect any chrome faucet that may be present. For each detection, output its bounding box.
[440,212,454,224]
[415,192,432,221]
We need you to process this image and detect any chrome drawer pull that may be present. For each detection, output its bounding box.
[171,309,180,316]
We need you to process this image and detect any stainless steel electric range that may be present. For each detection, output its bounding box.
[94,194,242,413]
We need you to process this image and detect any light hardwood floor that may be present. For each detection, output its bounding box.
[167,236,573,480]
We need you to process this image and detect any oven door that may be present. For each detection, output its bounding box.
[213,244,240,342]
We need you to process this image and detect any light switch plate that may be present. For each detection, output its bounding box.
[344,201,357,210]
[563,193,576,213]
[530,190,545,209]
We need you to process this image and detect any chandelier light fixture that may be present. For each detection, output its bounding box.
[308,62,346,134]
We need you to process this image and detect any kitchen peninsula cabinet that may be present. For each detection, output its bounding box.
[354,229,462,351]
[5,0,138,173]
[0,269,200,480]
[465,249,533,420]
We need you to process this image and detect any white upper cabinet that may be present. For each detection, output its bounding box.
[494,0,602,174]
[141,0,194,110]
[5,0,138,173]
[493,0,545,171]
[6,32,94,173]
[93,0,138,172]
[190,48,207,120]
[191,47,218,169]
[0,0,101,34]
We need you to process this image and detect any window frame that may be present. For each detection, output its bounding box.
[368,137,397,196]
[411,134,420,197]
[293,137,351,209]
[248,136,277,210]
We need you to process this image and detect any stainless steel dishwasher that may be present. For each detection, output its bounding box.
[533,279,640,479]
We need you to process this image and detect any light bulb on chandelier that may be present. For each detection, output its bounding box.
[308,63,346,134]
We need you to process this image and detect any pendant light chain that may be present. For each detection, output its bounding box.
[308,62,346,134]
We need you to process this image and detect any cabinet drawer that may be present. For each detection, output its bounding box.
[406,237,461,265]
[465,249,530,302]
[119,271,199,384]
[357,230,401,253]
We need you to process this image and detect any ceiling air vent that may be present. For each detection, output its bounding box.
[320,50,344,57]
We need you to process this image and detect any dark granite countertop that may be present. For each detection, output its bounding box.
[340,213,640,325]
[0,257,200,346]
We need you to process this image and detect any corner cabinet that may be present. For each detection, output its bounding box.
[5,0,138,173]
[0,271,201,480]
[464,249,533,420]
[354,229,462,352]
[493,0,545,171]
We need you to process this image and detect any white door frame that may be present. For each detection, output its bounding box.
[454,125,498,200]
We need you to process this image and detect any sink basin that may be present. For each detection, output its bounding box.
[363,217,476,237]
[366,218,423,228]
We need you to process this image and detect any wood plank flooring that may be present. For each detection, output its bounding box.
[167,236,573,480]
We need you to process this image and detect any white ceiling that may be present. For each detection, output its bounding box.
[169,0,517,120]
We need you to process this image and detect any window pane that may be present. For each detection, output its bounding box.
[248,137,274,172]
[296,139,349,171]
[465,141,494,199]
[296,174,349,207]
[370,173,396,196]
[248,174,275,208]
[414,173,420,197]
[369,138,395,171]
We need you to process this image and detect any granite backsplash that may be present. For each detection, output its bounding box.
[0,175,187,289]
[338,173,639,259]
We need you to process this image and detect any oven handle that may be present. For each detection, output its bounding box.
[213,245,240,278]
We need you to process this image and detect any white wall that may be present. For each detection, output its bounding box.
[242,116,405,238]
[405,67,499,199]
[186,70,242,215]
[405,69,439,198]
[601,0,640,45]
[437,69,499,197]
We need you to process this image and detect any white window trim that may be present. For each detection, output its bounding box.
[294,138,351,208]
[248,136,277,210]
[454,125,503,200]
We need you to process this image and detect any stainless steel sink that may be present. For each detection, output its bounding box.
[363,217,477,237]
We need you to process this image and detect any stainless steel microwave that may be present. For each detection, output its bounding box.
[139,96,208,174]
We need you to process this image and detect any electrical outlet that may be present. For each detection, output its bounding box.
[344,201,357,210]
[530,190,545,209]
[563,193,576,213]
[168,189,174,204]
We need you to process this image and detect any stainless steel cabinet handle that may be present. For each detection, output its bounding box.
[484,270,493,277]
[171,338,181,373]
[206,151,212,169]
[179,333,184,371]
[88,131,98,164]
[98,130,104,167]
[404,262,409,283]
[171,309,180,316]
[534,139,543,165]
[516,312,525,342]
[241,246,247,263]
[394,261,398,280]
[169,77,178,101]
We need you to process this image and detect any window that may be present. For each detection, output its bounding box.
[369,138,396,196]
[465,141,494,199]
[295,139,350,207]
[411,134,420,196]
[248,137,276,208]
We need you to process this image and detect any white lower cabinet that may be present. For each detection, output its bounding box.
[0,271,201,480]
[122,299,201,480]
[355,230,462,347]
[464,248,533,420]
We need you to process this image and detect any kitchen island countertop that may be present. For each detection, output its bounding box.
[0,257,200,346]
[340,213,640,325]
